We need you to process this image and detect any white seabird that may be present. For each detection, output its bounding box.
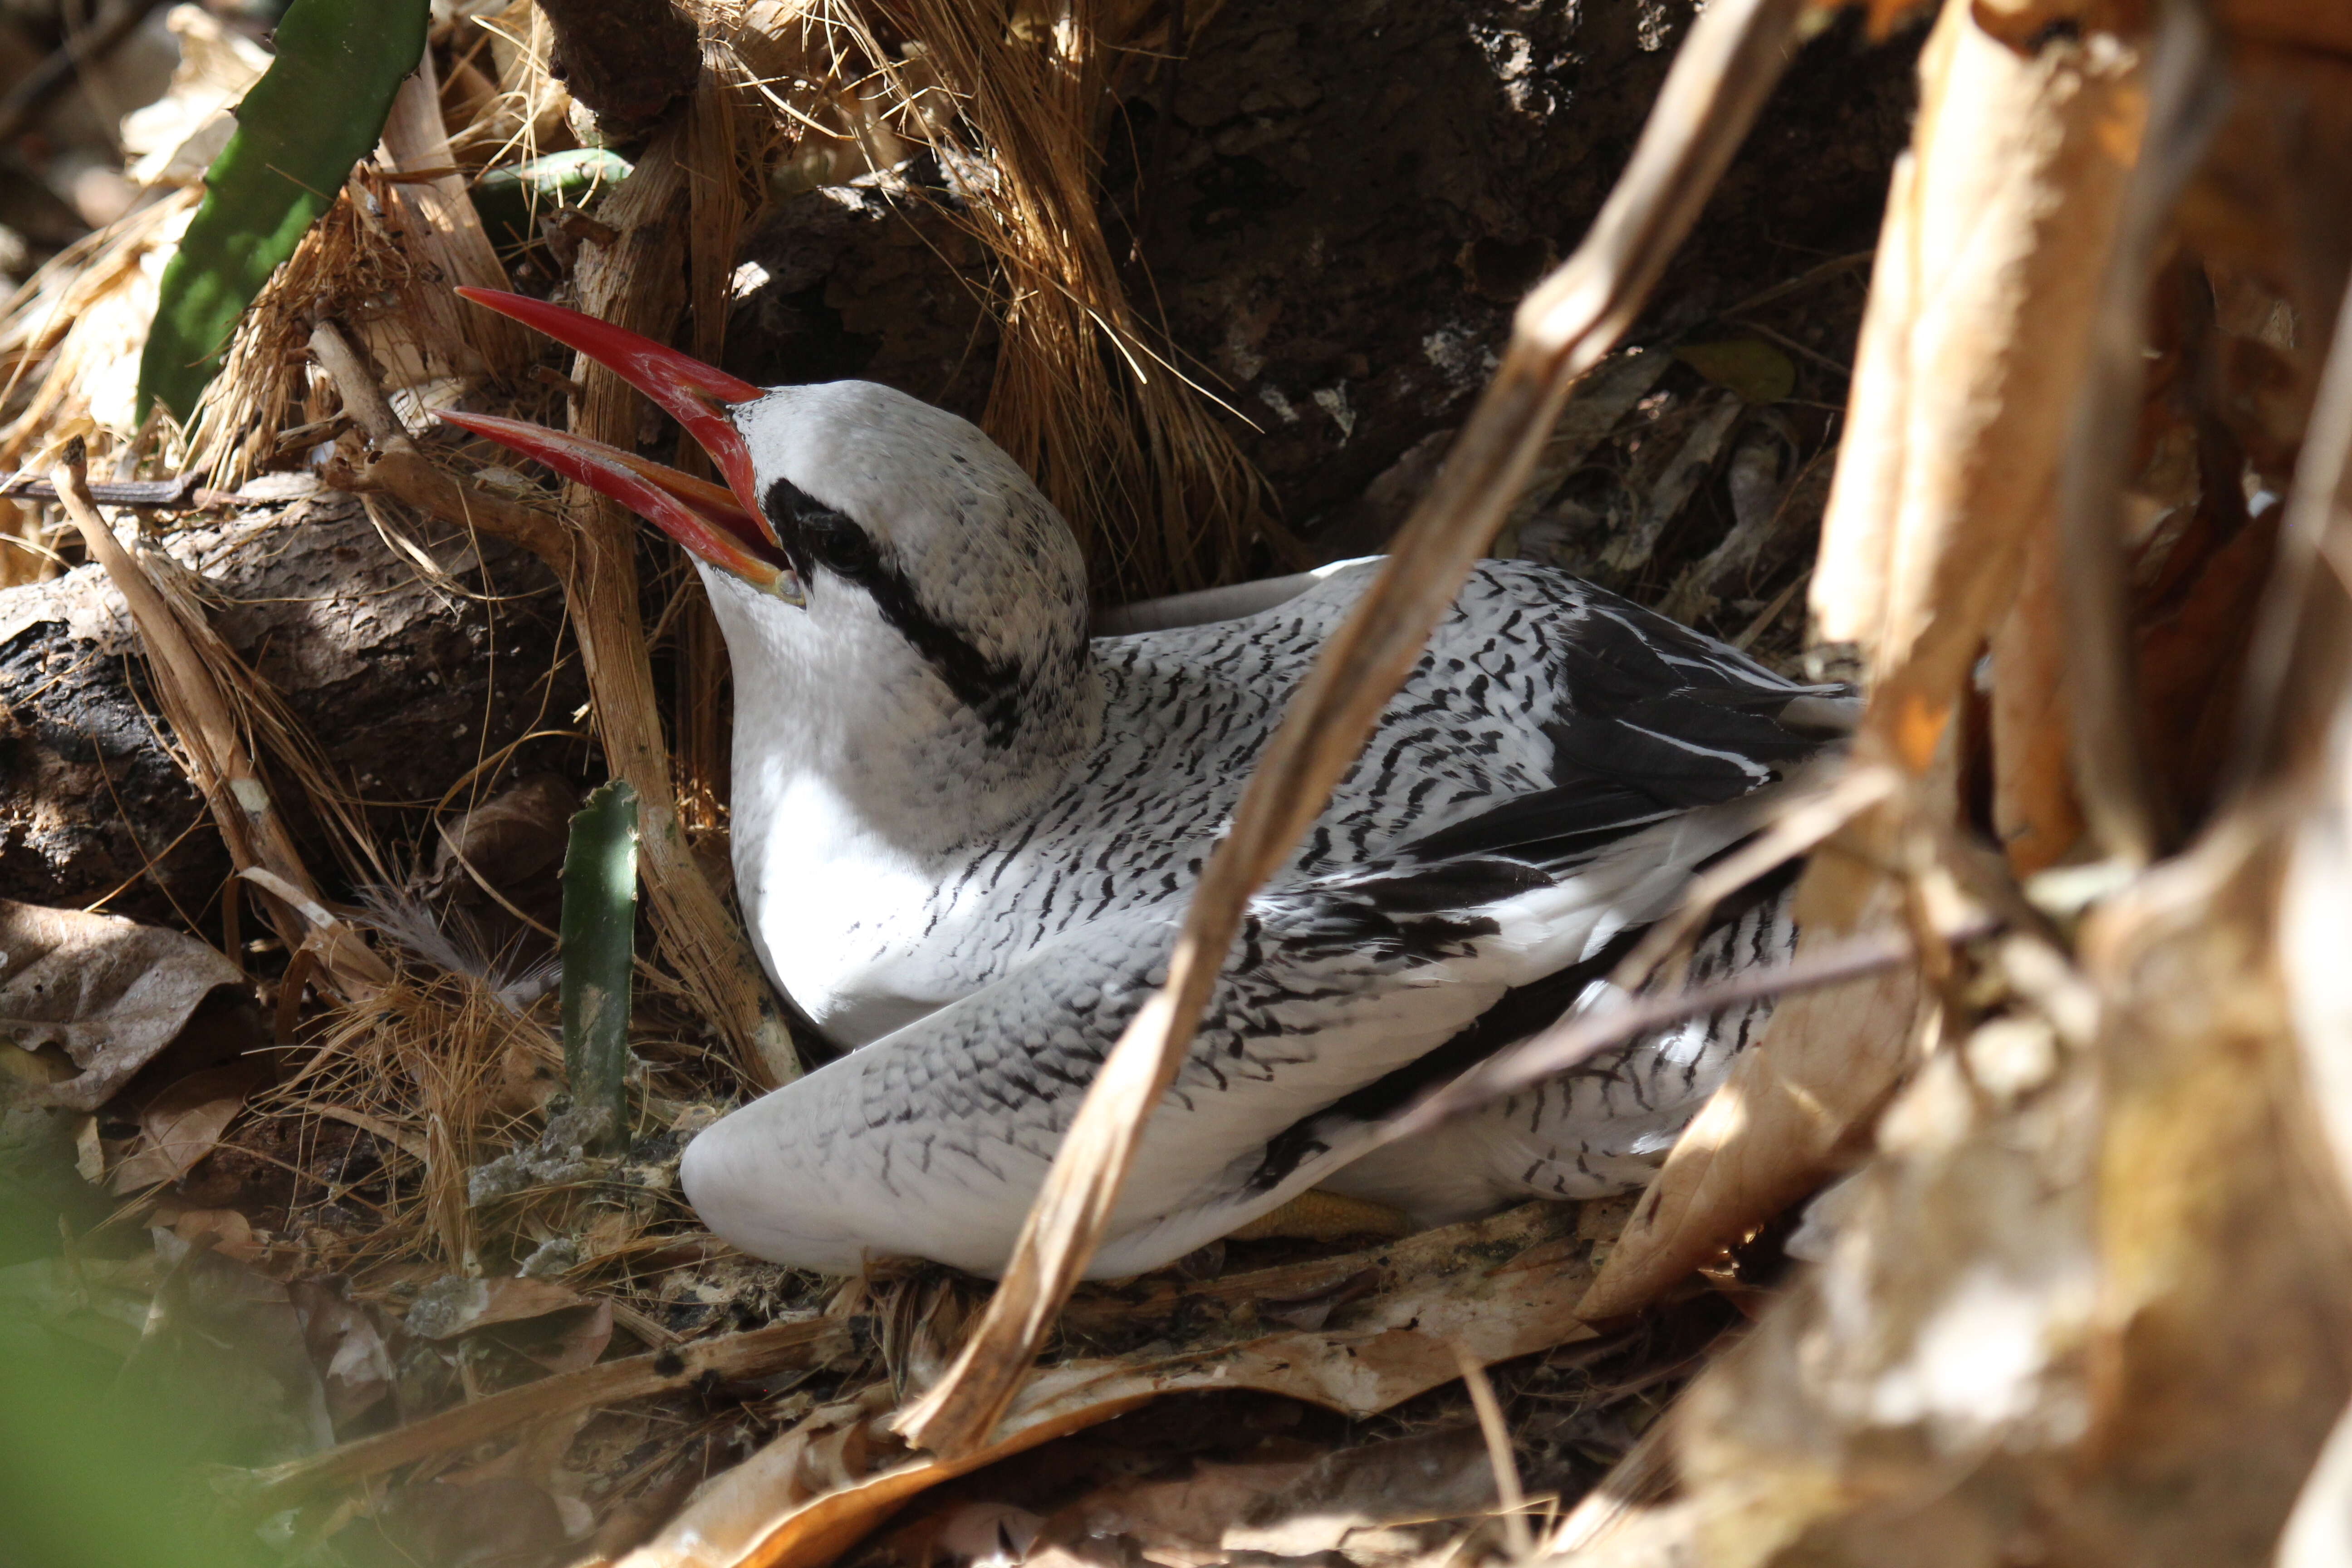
[446,289,1848,1279]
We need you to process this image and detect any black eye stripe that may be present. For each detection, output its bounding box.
[761,476,1029,746]
[761,476,860,579]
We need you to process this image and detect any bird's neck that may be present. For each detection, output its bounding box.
[708,573,1102,860]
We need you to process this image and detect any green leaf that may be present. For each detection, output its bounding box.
[1673,338,1798,406]
[471,148,635,249]
[561,779,640,1151]
[137,0,431,422]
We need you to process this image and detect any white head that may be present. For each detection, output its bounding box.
[704,384,1098,828]
[725,382,1088,723]
[442,296,1102,842]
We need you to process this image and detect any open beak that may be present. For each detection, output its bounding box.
[445,288,799,599]
[440,411,800,602]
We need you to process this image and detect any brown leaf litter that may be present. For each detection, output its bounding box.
[0,894,242,1110]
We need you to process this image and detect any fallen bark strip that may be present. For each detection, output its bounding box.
[1383,910,1999,1149]
[892,0,1813,1462]
[49,444,388,999]
[239,1311,850,1508]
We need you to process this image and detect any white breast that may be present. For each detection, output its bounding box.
[729,772,961,1043]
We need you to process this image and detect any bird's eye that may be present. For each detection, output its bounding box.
[764,477,881,581]
[801,512,876,573]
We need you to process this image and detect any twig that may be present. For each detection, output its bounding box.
[1378,911,1997,1148]
[1732,568,1808,650]
[2054,0,2224,865]
[236,1311,848,1509]
[1717,250,1874,319]
[0,472,197,505]
[1454,1341,1533,1558]
[308,320,407,448]
[892,0,1812,1461]
[1725,314,1852,378]
[2232,271,2352,786]
[49,441,387,999]
[311,319,575,572]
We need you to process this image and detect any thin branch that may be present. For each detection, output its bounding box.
[311,319,576,573]
[2055,0,2225,865]
[235,1312,848,1510]
[891,0,1813,1461]
[1380,911,1997,1149]
[1455,1341,1534,1558]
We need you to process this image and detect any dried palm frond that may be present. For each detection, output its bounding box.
[0,189,200,470]
[257,945,565,1281]
[447,0,577,174]
[721,0,1270,600]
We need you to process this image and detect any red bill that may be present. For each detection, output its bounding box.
[441,410,799,601]
[453,287,768,536]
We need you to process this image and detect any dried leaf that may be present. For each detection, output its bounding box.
[627,1205,1597,1568]
[1600,392,1744,575]
[503,1299,615,1375]
[120,5,271,187]
[895,0,1814,1460]
[1673,338,1798,404]
[0,898,244,1113]
[172,1206,264,1264]
[985,1432,1499,1568]
[292,1279,398,1432]
[244,1313,849,1508]
[372,1474,577,1568]
[109,1061,266,1191]
[1224,1427,1499,1555]
[434,773,582,892]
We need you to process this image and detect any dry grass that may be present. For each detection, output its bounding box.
[730,0,1270,601]
[0,186,197,474]
[259,954,562,1281]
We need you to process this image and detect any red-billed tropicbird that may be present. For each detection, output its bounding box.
[443,289,1850,1279]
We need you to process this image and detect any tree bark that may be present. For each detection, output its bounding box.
[0,493,586,924]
